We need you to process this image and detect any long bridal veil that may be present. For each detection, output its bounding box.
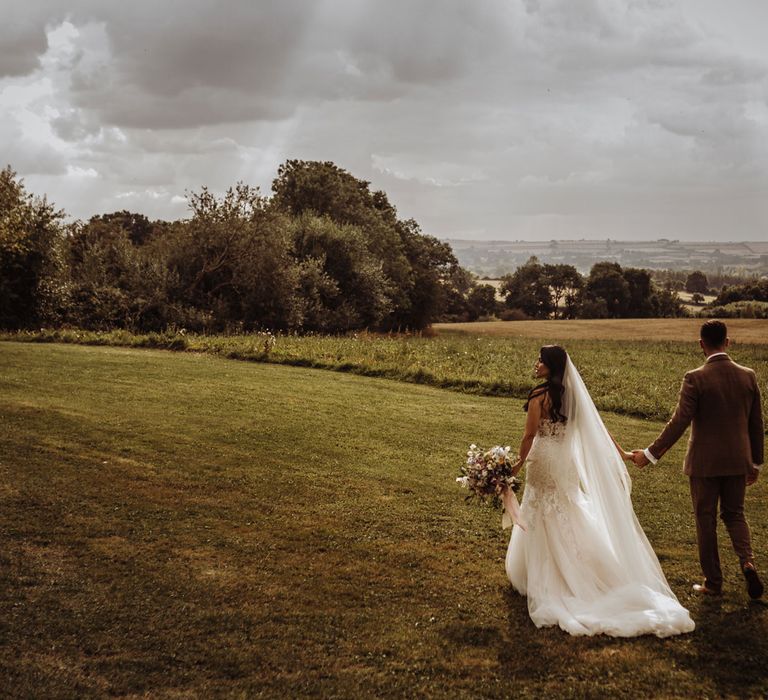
[561,355,692,608]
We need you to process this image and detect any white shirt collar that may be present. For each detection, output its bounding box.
[706,351,729,360]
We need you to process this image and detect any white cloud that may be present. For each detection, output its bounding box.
[66,165,98,177]
[116,189,167,200]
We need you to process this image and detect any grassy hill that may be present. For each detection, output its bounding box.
[1,342,766,697]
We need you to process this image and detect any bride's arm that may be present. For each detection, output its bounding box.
[512,396,542,476]
[608,431,633,461]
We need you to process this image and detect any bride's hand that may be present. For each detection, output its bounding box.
[622,451,634,461]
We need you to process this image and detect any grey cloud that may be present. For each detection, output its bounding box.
[0,14,48,77]
[100,3,313,96]
[701,59,766,86]
[50,108,100,141]
[83,85,295,129]
[55,0,527,128]
[1,0,767,240]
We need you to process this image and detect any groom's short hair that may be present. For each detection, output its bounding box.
[700,320,727,348]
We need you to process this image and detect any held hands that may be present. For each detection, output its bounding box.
[631,450,650,468]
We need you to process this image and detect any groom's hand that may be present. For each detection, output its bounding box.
[631,450,650,468]
[747,467,760,486]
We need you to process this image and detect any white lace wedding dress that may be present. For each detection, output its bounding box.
[505,358,695,637]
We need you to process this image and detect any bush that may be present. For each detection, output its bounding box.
[579,298,610,319]
[0,167,68,328]
[713,279,768,306]
[700,301,768,319]
[498,308,530,321]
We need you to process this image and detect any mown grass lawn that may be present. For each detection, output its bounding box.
[1,342,766,698]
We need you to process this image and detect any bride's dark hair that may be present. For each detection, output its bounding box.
[524,345,568,423]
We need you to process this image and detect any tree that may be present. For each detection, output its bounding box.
[0,166,67,328]
[713,279,768,306]
[291,213,391,332]
[652,287,686,318]
[168,184,301,331]
[68,219,140,329]
[271,159,412,320]
[466,284,499,320]
[272,159,459,330]
[685,270,709,294]
[544,263,583,319]
[85,210,155,246]
[690,292,705,305]
[623,267,654,317]
[392,219,462,329]
[500,256,553,319]
[439,266,475,322]
[68,212,201,331]
[579,297,610,319]
[584,262,630,318]
[272,159,396,226]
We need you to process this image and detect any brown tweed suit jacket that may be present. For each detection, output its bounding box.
[649,354,764,477]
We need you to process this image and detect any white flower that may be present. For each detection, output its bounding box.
[469,444,477,450]
[456,477,469,487]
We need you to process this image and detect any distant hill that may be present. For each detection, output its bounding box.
[445,238,768,277]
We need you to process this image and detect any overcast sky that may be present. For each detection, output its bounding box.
[1,0,766,241]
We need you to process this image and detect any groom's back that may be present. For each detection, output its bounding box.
[684,356,763,477]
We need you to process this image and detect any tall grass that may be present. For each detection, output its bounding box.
[2,327,766,425]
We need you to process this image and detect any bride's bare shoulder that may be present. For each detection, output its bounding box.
[536,391,552,412]
[529,390,551,418]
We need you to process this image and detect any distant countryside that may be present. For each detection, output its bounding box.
[449,238,768,278]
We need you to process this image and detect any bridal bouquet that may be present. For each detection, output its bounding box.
[457,444,526,530]
[457,444,521,505]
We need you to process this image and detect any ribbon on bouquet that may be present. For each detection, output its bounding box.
[501,487,527,531]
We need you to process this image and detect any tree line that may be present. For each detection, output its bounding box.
[1,161,468,333]
[453,257,686,321]
[6,159,762,333]
[651,268,766,297]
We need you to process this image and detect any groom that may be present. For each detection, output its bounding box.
[632,320,764,599]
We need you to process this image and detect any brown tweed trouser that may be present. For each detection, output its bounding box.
[690,475,754,591]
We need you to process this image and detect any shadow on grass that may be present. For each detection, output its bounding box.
[442,624,503,648]
[496,586,619,682]
[493,583,767,697]
[670,597,767,696]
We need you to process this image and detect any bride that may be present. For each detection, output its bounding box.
[505,345,695,637]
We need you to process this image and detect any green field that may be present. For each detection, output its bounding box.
[1,341,766,698]
[4,325,767,425]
